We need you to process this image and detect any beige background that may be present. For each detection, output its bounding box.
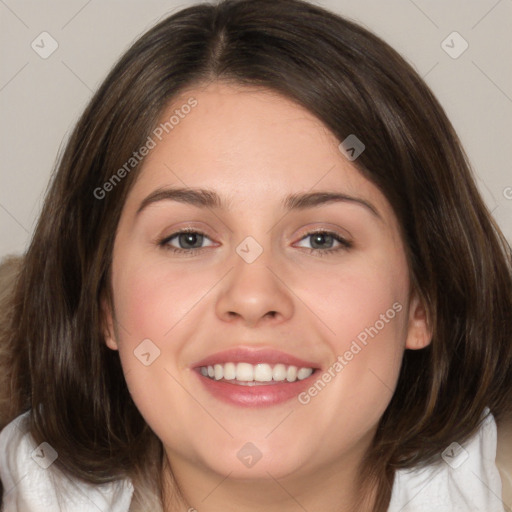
[1,0,511,258]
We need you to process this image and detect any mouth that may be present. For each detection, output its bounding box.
[191,348,321,407]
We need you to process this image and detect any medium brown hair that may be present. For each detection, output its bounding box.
[2,0,511,509]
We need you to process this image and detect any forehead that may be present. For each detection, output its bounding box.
[125,81,392,221]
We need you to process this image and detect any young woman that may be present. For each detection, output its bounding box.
[1,0,511,511]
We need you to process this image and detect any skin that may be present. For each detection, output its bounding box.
[103,81,431,512]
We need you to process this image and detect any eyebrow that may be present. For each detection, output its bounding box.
[135,187,381,219]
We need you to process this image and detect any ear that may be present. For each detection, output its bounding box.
[404,289,432,350]
[101,294,119,351]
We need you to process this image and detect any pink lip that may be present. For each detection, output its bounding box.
[194,373,318,407]
[191,347,320,369]
[191,347,321,408]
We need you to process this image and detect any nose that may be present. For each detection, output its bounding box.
[215,246,294,328]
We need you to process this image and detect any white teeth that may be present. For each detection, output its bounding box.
[214,364,223,380]
[223,362,236,380]
[286,366,297,382]
[236,362,254,381]
[272,364,287,381]
[200,362,315,383]
[254,363,273,382]
[297,367,313,380]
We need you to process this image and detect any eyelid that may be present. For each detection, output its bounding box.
[156,222,216,241]
[292,222,353,242]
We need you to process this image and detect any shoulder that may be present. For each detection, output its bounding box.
[496,415,512,511]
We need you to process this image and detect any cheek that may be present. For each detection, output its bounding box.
[109,254,221,436]
[109,257,207,451]
[299,245,409,353]
[294,248,409,428]
[111,255,210,343]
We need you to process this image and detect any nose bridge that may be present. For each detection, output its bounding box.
[215,232,294,326]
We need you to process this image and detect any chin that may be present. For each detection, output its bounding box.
[198,442,312,481]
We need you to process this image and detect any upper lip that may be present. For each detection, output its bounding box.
[191,347,321,369]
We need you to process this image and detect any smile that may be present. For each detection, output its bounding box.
[192,347,321,406]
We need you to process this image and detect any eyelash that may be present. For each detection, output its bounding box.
[157,228,353,257]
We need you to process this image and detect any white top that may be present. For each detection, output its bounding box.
[388,408,505,512]
[0,408,505,511]
[0,411,133,511]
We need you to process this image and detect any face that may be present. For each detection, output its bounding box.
[103,81,430,483]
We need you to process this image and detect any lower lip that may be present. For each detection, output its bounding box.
[193,370,318,407]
